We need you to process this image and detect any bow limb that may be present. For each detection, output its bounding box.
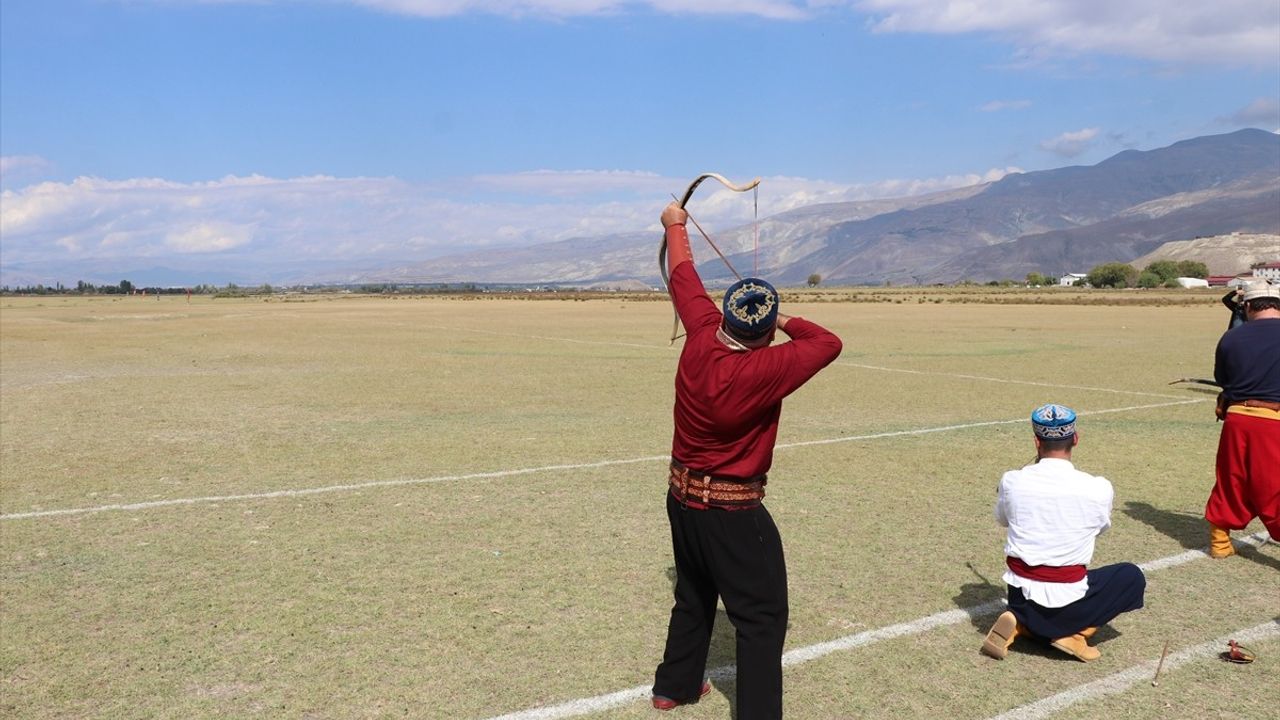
[659,173,762,344]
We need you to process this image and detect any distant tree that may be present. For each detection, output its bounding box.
[1086,263,1138,289]
[1143,260,1180,283]
[1175,260,1209,279]
[119,279,134,294]
[1025,272,1050,286]
[1137,271,1162,288]
[807,273,822,288]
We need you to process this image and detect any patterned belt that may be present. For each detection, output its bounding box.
[668,461,766,510]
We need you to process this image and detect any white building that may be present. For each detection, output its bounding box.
[1059,273,1087,287]
[1175,277,1209,288]
[1253,262,1280,282]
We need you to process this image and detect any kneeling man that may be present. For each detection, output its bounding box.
[982,403,1146,662]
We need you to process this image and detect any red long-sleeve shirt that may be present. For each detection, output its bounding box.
[669,259,842,480]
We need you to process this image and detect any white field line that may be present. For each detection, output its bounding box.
[481,532,1271,720]
[0,399,1204,522]
[986,618,1280,720]
[428,325,1195,401]
[835,362,1188,400]
[424,325,665,351]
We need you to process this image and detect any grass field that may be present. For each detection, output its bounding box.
[1,291,1276,720]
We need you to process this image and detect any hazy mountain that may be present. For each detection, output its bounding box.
[933,179,1280,281]
[13,129,1273,289]
[372,128,1278,287]
[344,183,990,287]
[764,128,1278,285]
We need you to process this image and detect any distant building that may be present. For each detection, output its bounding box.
[1059,273,1087,287]
[1206,276,1236,287]
[1174,277,1209,289]
[1253,262,1280,282]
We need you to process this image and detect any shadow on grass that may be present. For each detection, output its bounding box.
[954,561,1007,632]
[1124,500,1206,550]
[1235,541,1280,571]
[1169,385,1220,396]
[1125,501,1280,571]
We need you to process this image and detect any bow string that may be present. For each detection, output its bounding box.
[659,173,761,344]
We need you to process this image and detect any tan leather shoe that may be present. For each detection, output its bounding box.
[1208,524,1236,558]
[1051,633,1101,662]
[1078,626,1098,639]
[981,611,1025,660]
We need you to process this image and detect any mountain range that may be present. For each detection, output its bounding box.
[364,128,1279,287]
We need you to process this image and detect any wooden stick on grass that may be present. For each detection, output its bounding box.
[1151,638,1171,686]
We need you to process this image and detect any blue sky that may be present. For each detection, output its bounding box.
[2,1,1278,283]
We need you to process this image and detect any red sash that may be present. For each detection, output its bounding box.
[1006,556,1086,583]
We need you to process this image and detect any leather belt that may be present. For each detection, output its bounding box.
[1230,399,1280,412]
[668,461,765,510]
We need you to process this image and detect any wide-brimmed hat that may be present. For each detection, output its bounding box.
[1031,403,1076,439]
[1241,280,1279,302]
[722,278,779,342]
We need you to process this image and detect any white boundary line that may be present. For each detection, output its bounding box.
[0,399,1204,522]
[835,362,1188,400]
[481,532,1271,720]
[427,325,1196,401]
[424,325,666,351]
[986,618,1280,720]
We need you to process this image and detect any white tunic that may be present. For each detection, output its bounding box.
[995,457,1114,608]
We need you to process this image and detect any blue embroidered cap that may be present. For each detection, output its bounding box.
[722,277,779,342]
[1031,403,1077,439]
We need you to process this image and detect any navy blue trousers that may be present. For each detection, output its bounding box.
[1007,562,1146,639]
[654,492,788,720]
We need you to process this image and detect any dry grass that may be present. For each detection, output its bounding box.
[1,293,1275,719]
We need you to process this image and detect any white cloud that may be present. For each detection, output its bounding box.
[1039,127,1100,158]
[165,222,256,253]
[0,155,54,188]
[980,99,1032,112]
[133,2,1278,65]
[761,168,1022,213]
[0,155,51,175]
[0,167,1009,277]
[857,0,1280,66]
[181,0,819,20]
[1220,97,1280,128]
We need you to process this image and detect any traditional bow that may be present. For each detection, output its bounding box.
[659,173,761,344]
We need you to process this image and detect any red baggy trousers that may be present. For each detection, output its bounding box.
[1205,409,1280,538]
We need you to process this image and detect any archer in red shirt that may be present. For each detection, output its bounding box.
[652,202,841,719]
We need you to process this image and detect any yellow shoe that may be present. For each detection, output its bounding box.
[981,611,1024,660]
[1209,525,1236,558]
[1051,634,1101,662]
[1077,626,1098,639]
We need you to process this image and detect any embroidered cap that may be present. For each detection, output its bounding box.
[1031,403,1076,439]
[722,277,779,342]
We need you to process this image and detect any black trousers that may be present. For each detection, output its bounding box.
[1007,562,1146,640]
[653,492,788,720]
